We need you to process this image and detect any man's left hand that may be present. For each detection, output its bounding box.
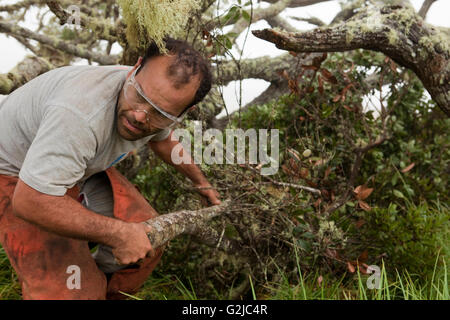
[194,182,221,206]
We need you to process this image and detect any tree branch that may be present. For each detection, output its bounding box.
[0,0,42,12]
[9,34,41,56]
[266,16,298,32]
[0,55,53,94]
[418,0,437,19]
[244,164,322,195]
[230,0,292,36]
[0,19,120,65]
[143,200,242,254]
[289,16,325,27]
[264,0,332,8]
[253,4,450,115]
[45,0,122,43]
[216,53,319,85]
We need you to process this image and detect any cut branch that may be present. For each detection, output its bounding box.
[143,200,242,254]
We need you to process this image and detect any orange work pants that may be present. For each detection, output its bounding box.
[0,167,163,300]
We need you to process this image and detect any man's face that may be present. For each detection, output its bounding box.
[116,55,200,141]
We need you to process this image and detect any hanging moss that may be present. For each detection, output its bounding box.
[117,0,200,52]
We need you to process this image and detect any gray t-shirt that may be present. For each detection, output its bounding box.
[0,65,171,196]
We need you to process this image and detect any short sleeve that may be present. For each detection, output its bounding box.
[149,128,171,142]
[19,106,97,196]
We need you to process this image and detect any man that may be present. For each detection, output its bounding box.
[0,38,220,299]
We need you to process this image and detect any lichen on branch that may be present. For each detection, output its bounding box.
[252,2,450,116]
[118,0,201,51]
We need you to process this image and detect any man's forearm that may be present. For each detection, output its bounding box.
[12,179,128,248]
[148,132,208,185]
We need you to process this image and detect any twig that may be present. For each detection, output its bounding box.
[244,164,322,195]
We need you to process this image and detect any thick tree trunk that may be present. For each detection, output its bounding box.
[253,3,450,116]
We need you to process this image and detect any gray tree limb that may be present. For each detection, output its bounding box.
[264,0,332,8]
[0,55,53,94]
[289,16,325,27]
[418,0,437,19]
[227,0,292,36]
[217,53,299,85]
[45,0,122,43]
[0,19,120,65]
[266,16,298,32]
[0,0,42,12]
[253,3,450,116]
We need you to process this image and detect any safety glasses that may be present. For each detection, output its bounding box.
[124,65,187,128]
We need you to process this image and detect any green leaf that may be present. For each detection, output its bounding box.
[293,225,306,234]
[391,174,398,186]
[241,10,251,22]
[297,239,311,251]
[393,189,405,199]
[302,232,316,239]
[388,203,398,214]
[223,6,240,24]
[225,36,233,49]
[61,27,76,40]
[405,186,415,196]
[321,105,334,118]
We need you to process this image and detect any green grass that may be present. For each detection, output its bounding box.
[262,248,449,300]
[0,247,21,300]
[131,250,448,300]
[0,246,447,300]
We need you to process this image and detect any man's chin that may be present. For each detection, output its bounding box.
[117,123,142,141]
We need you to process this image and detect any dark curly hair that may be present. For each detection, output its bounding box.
[138,38,212,115]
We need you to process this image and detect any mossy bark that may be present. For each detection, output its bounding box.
[143,200,243,254]
[0,56,53,95]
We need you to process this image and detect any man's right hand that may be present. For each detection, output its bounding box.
[111,222,154,265]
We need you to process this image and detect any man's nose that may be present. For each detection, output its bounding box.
[133,110,148,124]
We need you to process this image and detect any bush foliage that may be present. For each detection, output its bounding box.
[133,50,449,298]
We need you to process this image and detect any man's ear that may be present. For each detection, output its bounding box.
[126,56,143,78]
